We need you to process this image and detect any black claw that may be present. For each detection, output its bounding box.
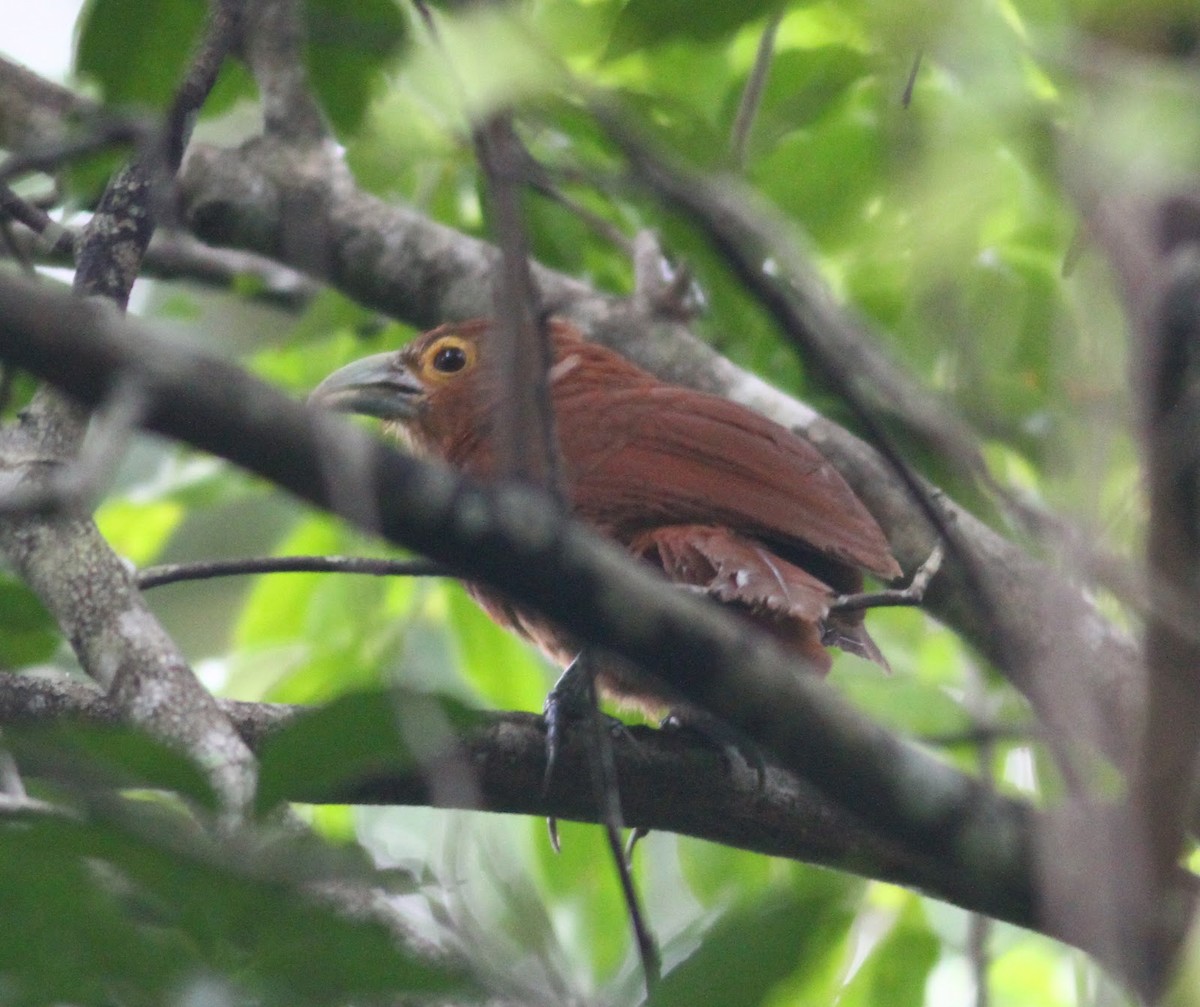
[661,711,767,789]
[625,826,650,862]
[542,657,595,797]
[542,651,659,986]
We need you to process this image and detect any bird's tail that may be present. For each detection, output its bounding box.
[822,616,891,674]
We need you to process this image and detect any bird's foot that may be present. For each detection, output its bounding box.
[660,711,767,790]
[542,657,631,852]
[542,660,629,793]
[540,653,660,988]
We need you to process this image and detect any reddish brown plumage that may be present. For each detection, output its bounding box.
[311,318,901,711]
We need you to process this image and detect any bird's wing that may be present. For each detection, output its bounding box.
[556,382,901,580]
[630,524,830,620]
[629,524,833,673]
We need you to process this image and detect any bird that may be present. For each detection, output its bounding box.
[309,318,902,716]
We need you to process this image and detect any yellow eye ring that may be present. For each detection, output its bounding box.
[420,335,476,380]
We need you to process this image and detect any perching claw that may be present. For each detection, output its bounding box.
[541,655,596,801]
[541,651,661,991]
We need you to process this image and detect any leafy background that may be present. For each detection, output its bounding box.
[4,0,1194,1003]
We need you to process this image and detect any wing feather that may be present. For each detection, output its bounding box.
[555,372,900,580]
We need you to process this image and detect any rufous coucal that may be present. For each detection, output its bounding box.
[310,318,900,713]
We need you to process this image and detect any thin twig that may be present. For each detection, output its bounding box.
[901,51,922,108]
[136,555,448,589]
[242,0,327,142]
[831,542,943,614]
[919,724,1035,749]
[473,108,656,986]
[964,661,996,1007]
[0,225,323,313]
[579,655,661,994]
[524,170,634,256]
[0,115,148,187]
[730,9,783,168]
[474,115,564,494]
[73,0,243,308]
[0,185,73,254]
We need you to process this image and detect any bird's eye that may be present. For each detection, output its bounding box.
[432,343,468,373]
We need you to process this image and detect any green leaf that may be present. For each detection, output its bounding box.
[95,499,184,566]
[836,666,971,739]
[729,46,871,149]
[677,837,772,907]
[0,577,59,668]
[750,88,882,244]
[990,936,1076,1007]
[403,6,563,122]
[256,688,482,811]
[838,897,939,1007]
[303,0,407,134]
[0,815,187,1006]
[605,0,785,60]
[8,724,218,811]
[74,0,253,114]
[447,582,550,713]
[0,804,472,1005]
[531,817,633,981]
[652,871,858,1007]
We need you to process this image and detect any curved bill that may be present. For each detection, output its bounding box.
[308,352,423,421]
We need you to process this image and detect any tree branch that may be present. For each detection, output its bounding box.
[1,668,1192,986]
[0,671,1038,934]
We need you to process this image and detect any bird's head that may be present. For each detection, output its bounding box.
[309,318,589,462]
[309,318,496,458]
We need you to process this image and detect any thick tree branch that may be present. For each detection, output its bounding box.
[0,54,100,151]
[0,672,1038,935]
[0,670,1015,919]
[1100,191,1200,992]
[2,669,1193,987]
[0,225,322,311]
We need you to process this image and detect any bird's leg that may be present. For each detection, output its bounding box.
[829,541,944,615]
[541,655,595,805]
[542,656,633,850]
[543,651,661,993]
